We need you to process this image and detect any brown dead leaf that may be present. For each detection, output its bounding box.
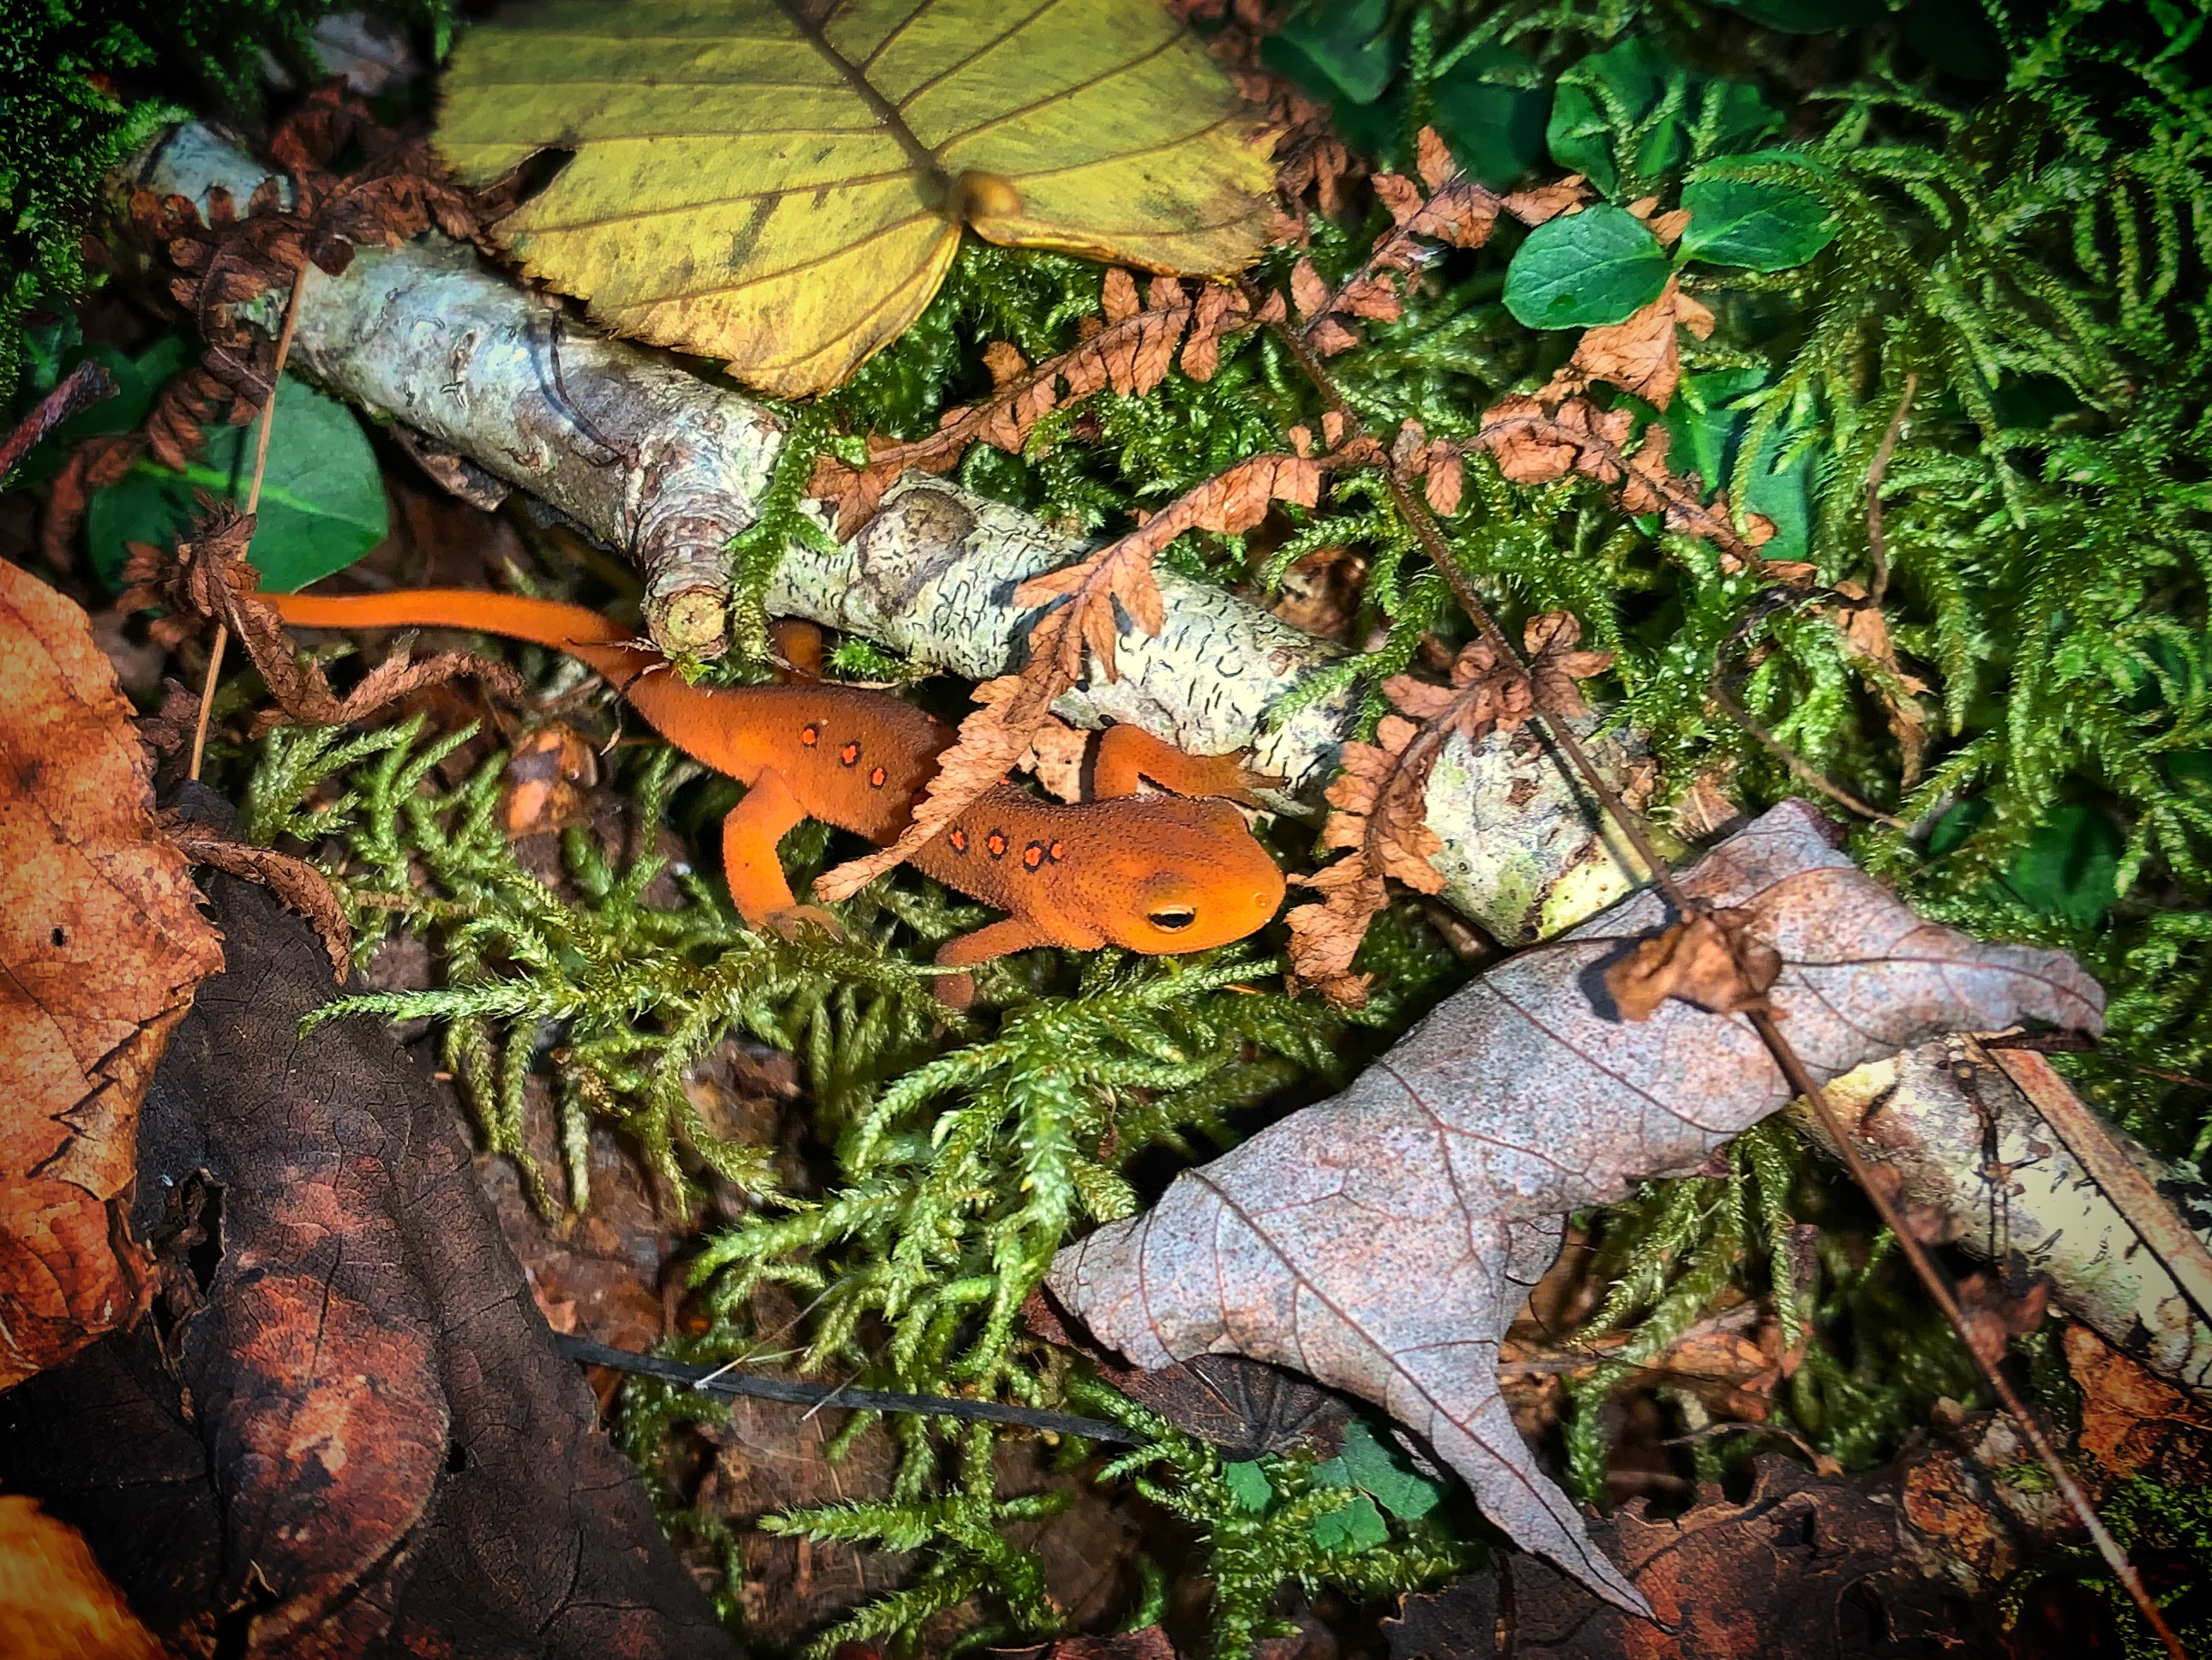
[812,272,1231,534]
[1544,275,1716,410]
[1287,634,1560,1003]
[1293,131,1504,359]
[0,1495,163,1660]
[1523,611,1614,719]
[158,811,352,982]
[1395,1454,1989,1657]
[2065,1320,2212,1482]
[0,562,225,1392]
[502,721,600,838]
[1013,452,1323,684]
[0,833,738,1654]
[1283,714,1445,1007]
[1471,396,1774,568]
[1833,594,1932,785]
[1055,802,2103,1614]
[1604,907,1782,1021]
[1500,175,1590,226]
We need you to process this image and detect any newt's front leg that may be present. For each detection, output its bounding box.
[931,917,1056,1009]
[720,768,840,940]
[1091,725,1271,806]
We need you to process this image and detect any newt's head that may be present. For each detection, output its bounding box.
[1086,798,1286,955]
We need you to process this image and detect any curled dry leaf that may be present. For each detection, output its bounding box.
[1603,908,1782,1022]
[1542,274,1716,410]
[1287,617,1604,1004]
[121,502,524,731]
[1472,396,1774,568]
[157,811,353,982]
[1500,175,1591,226]
[1296,128,1505,359]
[1522,610,1614,719]
[0,562,225,1391]
[1052,801,2104,1615]
[812,273,1247,532]
[1284,714,1446,1007]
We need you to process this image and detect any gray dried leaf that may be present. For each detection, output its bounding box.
[1049,801,2103,1616]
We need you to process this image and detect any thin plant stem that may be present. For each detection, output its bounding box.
[1866,371,1917,610]
[189,257,312,782]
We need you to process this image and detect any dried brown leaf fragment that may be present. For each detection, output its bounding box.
[0,562,225,1391]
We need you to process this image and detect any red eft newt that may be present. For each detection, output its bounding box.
[267,590,1285,995]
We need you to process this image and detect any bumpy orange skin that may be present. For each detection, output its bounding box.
[267,590,1284,984]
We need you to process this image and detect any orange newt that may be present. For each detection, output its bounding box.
[267,590,1285,995]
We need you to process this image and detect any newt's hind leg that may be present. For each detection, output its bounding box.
[1091,725,1275,806]
[931,917,1050,1008]
[720,769,840,940]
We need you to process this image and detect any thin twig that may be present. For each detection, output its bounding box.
[1707,677,1908,829]
[1264,303,2183,1657]
[190,258,313,782]
[553,1336,1139,1442]
[1866,371,1917,610]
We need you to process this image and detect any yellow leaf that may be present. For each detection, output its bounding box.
[438,0,1275,397]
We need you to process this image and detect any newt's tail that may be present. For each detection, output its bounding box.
[266,589,649,686]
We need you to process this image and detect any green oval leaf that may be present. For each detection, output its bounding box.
[1503,205,1670,329]
[86,372,388,592]
[1680,161,1839,271]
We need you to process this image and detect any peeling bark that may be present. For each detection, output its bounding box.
[120,123,2212,1395]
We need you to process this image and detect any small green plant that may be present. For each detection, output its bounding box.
[1073,1386,1477,1659]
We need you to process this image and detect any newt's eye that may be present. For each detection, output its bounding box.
[1147,905,1197,932]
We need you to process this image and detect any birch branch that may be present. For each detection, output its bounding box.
[125,122,2211,1394]
[1809,1039,2212,1392]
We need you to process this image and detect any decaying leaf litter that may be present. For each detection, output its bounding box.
[13,0,2212,1655]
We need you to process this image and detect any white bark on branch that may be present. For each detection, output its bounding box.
[125,123,2212,1395]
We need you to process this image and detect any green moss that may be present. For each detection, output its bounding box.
[3,0,453,406]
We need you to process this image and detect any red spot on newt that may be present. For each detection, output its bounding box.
[986,830,1008,859]
[949,827,968,853]
[1022,841,1046,870]
[839,740,862,767]
[869,765,887,788]
[1048,840,1065,863]
[800,723,820,747]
